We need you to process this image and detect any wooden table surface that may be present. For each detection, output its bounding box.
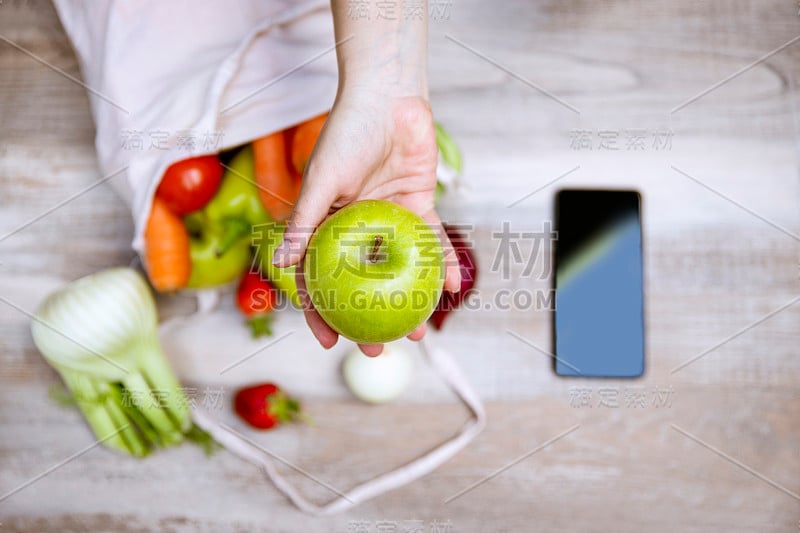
[1,1,799,532]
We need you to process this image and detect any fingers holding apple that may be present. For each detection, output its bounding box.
[406,321,427,341]
[297,200,446,352]
[357,343,384,357]
[271,179,337,269]
[294,257,339,349]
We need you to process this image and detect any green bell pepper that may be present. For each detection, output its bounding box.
[184,212,252,289]
[204,146,271,256]
[182,146,271,288]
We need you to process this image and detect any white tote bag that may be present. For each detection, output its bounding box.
[54,0,484,515]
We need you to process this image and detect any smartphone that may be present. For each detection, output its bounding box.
[553,189,644,377]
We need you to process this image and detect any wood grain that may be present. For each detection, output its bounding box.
[1,0,798,531]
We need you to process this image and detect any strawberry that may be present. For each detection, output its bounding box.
[233,383,303,430]
[236,270,277,337]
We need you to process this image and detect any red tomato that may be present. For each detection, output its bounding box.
[236,270,277,316]
[155,155,223,215]
[236,270,278,337]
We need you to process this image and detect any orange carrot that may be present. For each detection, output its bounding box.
[253,130,298,221]
[144,197,191,292]
[290,113,328,176]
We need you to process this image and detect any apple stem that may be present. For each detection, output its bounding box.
[369,235,383,263]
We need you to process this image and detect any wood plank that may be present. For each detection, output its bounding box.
[0,0,798,531]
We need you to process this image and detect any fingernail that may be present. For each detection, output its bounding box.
[272,240,289,266]
[447,276,461,293]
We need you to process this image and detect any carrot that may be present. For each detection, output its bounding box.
[253,130,298,221]
[144,197,191,292]
[290,113,328,176]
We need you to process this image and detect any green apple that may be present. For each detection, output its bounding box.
[304,200,445,344]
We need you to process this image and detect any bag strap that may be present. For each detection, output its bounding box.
[191,335,486,515]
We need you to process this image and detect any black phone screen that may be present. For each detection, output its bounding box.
[553,190,644,377]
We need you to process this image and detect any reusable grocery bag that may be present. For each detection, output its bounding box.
[54,0,484,515]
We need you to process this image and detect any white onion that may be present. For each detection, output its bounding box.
[342,343,414,404]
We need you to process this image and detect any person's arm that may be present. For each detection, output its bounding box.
[331,0,429,100]
[273,0,460,356]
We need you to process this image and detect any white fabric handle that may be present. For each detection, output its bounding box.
[191,335,486,515]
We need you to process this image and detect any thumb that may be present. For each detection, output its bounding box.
[271,175,336,268]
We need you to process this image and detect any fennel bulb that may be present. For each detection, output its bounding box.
[31,267,196,456]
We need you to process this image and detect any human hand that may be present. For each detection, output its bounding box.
[271,92,461,356]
